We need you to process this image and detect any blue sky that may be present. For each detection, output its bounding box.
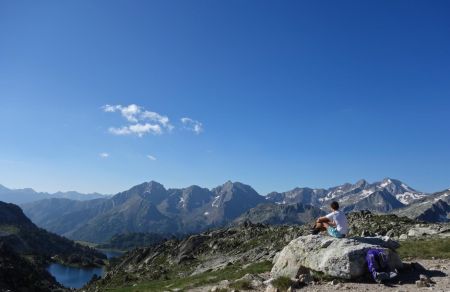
[0,0,449,195]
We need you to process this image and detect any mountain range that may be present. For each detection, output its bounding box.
[0,184,108,204]
[266,178,425,210]
[22,181,266,242]
[20,178,450,243]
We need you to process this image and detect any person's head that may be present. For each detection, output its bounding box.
[330,201,339,211]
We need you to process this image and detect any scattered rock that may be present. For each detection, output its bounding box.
[265,285,279,292]
[415,274,434,288]
[416,280,429,288]
[218,279,230,287]
[386,229,395,237]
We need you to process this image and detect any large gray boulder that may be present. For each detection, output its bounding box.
[271,235,403,280]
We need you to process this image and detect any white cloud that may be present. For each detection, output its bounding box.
[141,110,173,130]
[102,104,141,122]
[181,117,203,134]
[103,104,172,137]
[146,155,157,161]
[108,123,162,137]
[102,105,117,112]
[120,104,141,122]
[99,152,109,158]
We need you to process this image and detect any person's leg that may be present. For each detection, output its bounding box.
[314,222,327,231]
[314,218,333,231]
[311,217,332,234]
[315,217,330,230]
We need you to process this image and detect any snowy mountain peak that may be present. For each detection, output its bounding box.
[267,178,427,209]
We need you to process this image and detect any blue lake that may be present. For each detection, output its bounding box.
[48,249,124,289]
[47,263,104,289]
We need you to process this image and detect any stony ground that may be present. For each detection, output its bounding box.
[84,215,450,292]
[301,259,450,292]
[187,259,450,292]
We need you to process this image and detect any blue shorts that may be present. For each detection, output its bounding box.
[327,226,344,238]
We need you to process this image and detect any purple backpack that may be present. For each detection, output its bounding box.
[366,249,398,283]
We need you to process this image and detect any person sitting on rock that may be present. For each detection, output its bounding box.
[310,201,348,238]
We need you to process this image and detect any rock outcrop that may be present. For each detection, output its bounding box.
[271,235,403,280]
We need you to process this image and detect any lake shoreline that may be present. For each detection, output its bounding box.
[47,248,124,289]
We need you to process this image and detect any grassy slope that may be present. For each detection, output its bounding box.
[397,238,450,260]
[102,261,272,292]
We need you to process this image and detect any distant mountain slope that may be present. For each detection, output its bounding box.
[234,203,325,225]
[265,187,326,206]
[0,201,106,267]
[340,189,405,213]
[98,232,170,251]
[23,181,265,243]
[393,189,450,222]
[0,184,108,204]
[21,197,112,235]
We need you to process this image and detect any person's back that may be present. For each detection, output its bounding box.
[325,209,348,236]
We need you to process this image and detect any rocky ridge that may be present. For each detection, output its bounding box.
[85,211,450,292]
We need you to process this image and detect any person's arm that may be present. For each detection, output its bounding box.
[316,216,331,223]
[317,212,335,225]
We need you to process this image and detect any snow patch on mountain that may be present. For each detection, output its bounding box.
[179,197,186,208]
[379,179,392,188]
[396,192,426,205]
[211,195,221,208]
